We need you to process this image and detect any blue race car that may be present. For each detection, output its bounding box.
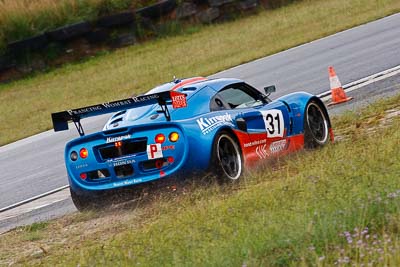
[52,77,333,210]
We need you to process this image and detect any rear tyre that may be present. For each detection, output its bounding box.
[304,101,329,149]
[211,131,243,183]
[70,188,103,212]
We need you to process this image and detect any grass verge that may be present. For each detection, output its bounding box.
[0,0,400,145]
[0,93,399,266]
[0,0,155,51]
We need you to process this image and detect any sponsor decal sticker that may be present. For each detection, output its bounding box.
[260,109,284,138]
[74,163,88,169]
[244,139,267,148]
[113,178,143,187]
[131,94,159,103]
[106,155,136,164]
[68,106,102,116]
[106,134,131,143]
[147,144,163,159]
[255,139,289,159]
[162,145,175,151]
[269,140,288,154]
[67,94,160,116]
[112,159,135,167]
[170,91,187,109]
[103,99,133,108]
[197,113,233,135]
[256,144,268,159]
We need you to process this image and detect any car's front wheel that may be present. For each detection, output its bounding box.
[211,131,243,183]
[304,100,329,149]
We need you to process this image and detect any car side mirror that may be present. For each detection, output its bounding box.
[264,85,276,96]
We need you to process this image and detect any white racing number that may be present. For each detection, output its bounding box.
[261,109,284,138]
[147,144,163,159]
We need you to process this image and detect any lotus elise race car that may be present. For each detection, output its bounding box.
[52,77,333,210]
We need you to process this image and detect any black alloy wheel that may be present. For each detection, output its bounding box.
[304,101,329,148]
[213,132,243,181]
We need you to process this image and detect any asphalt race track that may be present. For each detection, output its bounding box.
[1,13,399,231]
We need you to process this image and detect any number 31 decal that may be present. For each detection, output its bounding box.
[260,109,284,138]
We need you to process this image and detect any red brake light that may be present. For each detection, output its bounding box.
[155,134,166,143]
[80,173,87,180]
[115,141,122,148]
[80,148,88,158]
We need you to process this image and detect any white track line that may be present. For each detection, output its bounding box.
[0,185,69,213]
[0,188,71,222]
[318,65,400,101]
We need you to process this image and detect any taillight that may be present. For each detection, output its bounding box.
[169,132,179,142]
[80,173,87,180]
[80,148,88,158]
[115,141,123,148]
[155,134,166,143]
[70,151,78,161]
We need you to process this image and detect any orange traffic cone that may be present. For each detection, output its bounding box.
[328,66,353,106]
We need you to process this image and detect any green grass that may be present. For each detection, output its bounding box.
[20,222,49,242]
[1,93,399,266]
[0,0,399,145]
[0,0,157,51]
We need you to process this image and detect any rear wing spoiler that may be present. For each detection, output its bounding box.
[51,90,187,136]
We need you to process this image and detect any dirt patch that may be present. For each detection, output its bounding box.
[333,105,400,142]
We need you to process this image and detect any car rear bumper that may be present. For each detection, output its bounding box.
[65,123,188,194]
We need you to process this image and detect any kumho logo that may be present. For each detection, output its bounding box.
[106,134,131,143]
[197,113,233,135]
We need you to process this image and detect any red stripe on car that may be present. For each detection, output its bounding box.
[171,77,207,91]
